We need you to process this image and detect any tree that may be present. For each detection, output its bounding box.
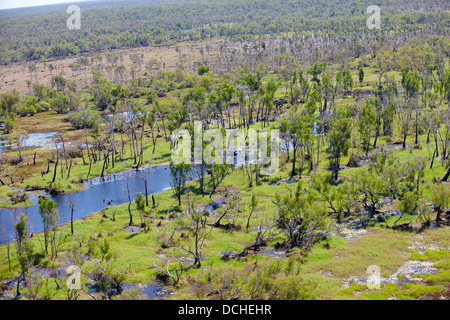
[430,183,450,226]
[241,70,262,125]
[274,190,330,251]
[3,114,15,134]
[170,162,192,206]
[395,93,414,149]
[280,110,311,179]
[88,71,112,110]
[12,133,28,163]
[69,194,78,235]
[122,170,133,226]
[311,172,351,220]
[402,69,422,144]
[246,193,258,230]
[358,67,365,85]
[137,168,151,207]
[336,66,353,92]
[14,213,33,297]
[38,196,59,258]
[349,168,385,214]
[198,65,209,76]
[307,62,327,84]
[176,193,213,269]
[212,191,243,228]
[209,163,228,198]
[91,239,127,299]
[358,100,376,154]
[328,111,352,180]
[406,156,427,193]
[394,190,419,226]
[369,98,383,149]
[51,73,66,93]
[51,92,70,114]
[147,107,157,154]
[134,192,146,227]
[218,80,236,129]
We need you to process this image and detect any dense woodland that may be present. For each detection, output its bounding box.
[0,0,449,301]
[0,0,449,63]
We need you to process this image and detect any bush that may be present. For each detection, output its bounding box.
[67,147,83,158]
[17,105,36,117]
[202,259,318,300]
[36,101,50,113]
[198,65,209,76]
[67,109,102,129]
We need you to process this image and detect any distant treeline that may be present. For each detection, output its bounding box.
[0,0,448,63]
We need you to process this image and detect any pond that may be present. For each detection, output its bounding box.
[0,132,60,153]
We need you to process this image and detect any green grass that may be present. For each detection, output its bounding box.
[361,283,445,300]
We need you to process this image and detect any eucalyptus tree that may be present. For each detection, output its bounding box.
[320,71,337,114]
[327,109,352,181]
[122,169,133,226]
[358,67,364,85]
[134,106,148,167]
[14,213,33,297]
[274,189,330,250]
[134,192,146,227]
[425,109,441,169]
[402,68,422,145]
[280,109,302,179]
[177,193,213,269]
[170,162,192,206]
[51,73,67,94]
[438,105,450,162]
[358,99,376,154]
[395,92,414,149]
[38,196,59,258]
[311,173,351,220]
[431,183,450,226]
[209,164,228,198]
[155,101,169,141]
[240,70,262,127]
[147,106,157,154]
[335,66,353,94]
[69,194,78,235]
[307,61,326,85]
[287,70,302,105]
[88,71,112,110]
[246,193,259,231]
[261,78,279,127]
[218,80,236,129]
[123,102,148,165]
[348,168,385,214]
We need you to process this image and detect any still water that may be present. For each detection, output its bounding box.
[0,164,199,243]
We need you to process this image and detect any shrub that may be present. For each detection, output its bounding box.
[198,65,209,76]
[67,109,102,129]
